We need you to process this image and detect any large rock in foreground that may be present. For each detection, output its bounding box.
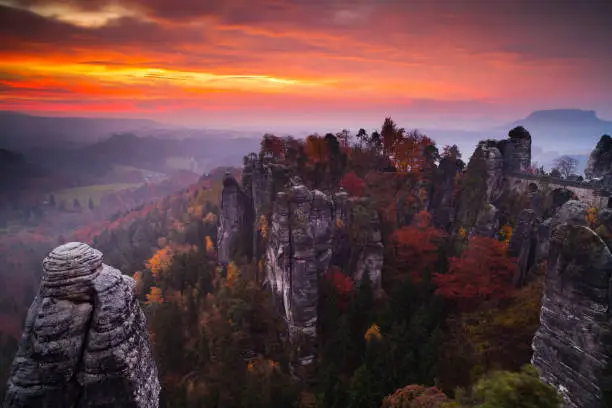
[532,203,612,408]
[3,242,160,408]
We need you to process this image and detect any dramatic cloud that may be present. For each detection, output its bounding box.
[0,0,611,128]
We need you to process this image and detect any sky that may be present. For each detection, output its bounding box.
[0,0,611,131]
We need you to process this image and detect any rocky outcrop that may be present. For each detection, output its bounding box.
[265,184,334,367]
[479,140,506,203]
[264,182,383,368]
[457,127,532,234]
[429,156,462,230]
[3,242,160,408]
[585,134,612,179]
[508,209,540,286]
[470,203,499,238]
[217,172,253,264]
[532,201,612,408]
[501,126,532,173]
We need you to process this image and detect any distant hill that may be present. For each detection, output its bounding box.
[0,111,172,149]
[504,109,612,172]
[0,148,46,193]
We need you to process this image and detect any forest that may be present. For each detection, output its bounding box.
[0,118,573,407]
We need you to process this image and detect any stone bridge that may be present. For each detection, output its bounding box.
[507,173,612,209]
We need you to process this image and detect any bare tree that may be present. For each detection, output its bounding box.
[553,155,578,178]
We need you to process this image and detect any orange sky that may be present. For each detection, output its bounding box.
[1,0,611,129]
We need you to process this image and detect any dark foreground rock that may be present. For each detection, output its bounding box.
[3,242,160,408]
[532,202,612,408]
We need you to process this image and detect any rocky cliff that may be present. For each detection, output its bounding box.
[455,126,531,237]
[3,242,160,408]
[217,172,254,265]
[532,201,612,408]
[585,134,612,180]
[217,158,383,368]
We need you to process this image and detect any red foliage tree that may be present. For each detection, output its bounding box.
[260,134,285,159]
[392,211,446,283]
[433,236,517,309]
[326,266,354,309]
[340,172,365,196]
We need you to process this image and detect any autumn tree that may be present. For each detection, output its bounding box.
[434,236,516,309]
[553,155,578,178]
[441,144,461,160]
[382,384,452,408]
[392,211,446,282]
[468,365,561,408]
[326,266,355,309]
[341,172,366,197]
[260,134,285,159]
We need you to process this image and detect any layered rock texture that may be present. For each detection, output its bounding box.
[585,134,612,180]
[217,159,383,368]
[217,172,254,265]
[532,201,612,408]
[455,126,532,237]
[508,209,539,286]
[3,242,160,408]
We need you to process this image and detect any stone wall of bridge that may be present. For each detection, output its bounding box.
[507,174,611,209]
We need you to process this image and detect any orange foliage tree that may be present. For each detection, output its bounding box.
[434,236,517,309]
[147,246,173,279]
[382,384,450,408]
[340,172,365,197]
[391,211,446,282]
[305,135,329,164]
[146,286,164,305]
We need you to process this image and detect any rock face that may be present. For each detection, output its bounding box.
[502,126,532,173]
[264,182,383,368]
[508,209,540,286]
[456,128,532,235]
[532,201,612,408]
[218,158,384,369]
[479,140,506,203]
[585,134,612,179]
[429,156,462,230]
[265,185,334,367]
[470,203,499,238]
[217,172,253,264]
[3,242,160,408]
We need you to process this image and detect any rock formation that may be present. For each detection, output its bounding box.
[263,181,383,368]
[508,209,539,286]
[585,134,612,180]
[3,242,160,408]
[456,127,532,235]
[532,201,612,408]
[218,158,383,369]
[265,185,334,367]
[429,155,463,230]
[217,172,253,265]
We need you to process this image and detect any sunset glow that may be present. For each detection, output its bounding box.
[1,0,611,128]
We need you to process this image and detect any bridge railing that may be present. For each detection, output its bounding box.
[508,172,597,189]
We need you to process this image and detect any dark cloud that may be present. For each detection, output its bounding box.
[0,4,206,52]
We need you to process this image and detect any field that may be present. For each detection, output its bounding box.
[53,183,141,207]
